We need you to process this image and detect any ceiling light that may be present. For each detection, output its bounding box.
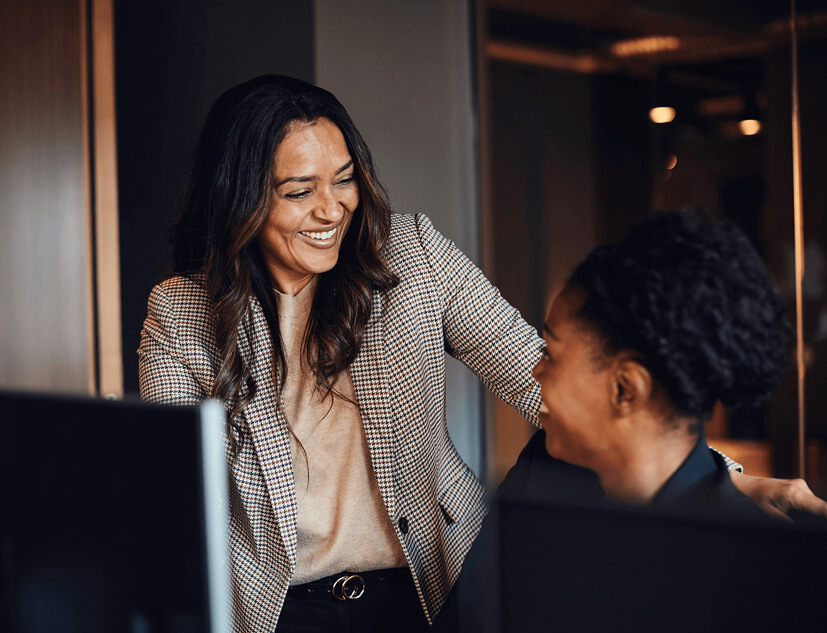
[738,119,762,136]
[611,36,681,58]
[649,106,676,124]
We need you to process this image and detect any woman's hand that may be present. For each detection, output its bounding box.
[730,471,827,521]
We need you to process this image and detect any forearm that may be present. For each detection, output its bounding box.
[730,471,827,520]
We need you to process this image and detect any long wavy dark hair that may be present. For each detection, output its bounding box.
[169,75,398,453]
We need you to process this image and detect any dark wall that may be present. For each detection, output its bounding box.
[591,74,653,245]
[487,61,599,479]
[115,0,314,393]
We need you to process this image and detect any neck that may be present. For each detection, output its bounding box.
[597,416,697,506]
[271,272,315,296]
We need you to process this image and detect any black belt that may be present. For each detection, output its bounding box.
[287,567,412,601]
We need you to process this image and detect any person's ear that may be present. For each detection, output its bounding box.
[611,359,652,416]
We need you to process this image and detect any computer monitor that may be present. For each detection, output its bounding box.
[0,391,230,633]
[497,496,827,633]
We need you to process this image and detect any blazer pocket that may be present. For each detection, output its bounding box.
[437,465,485,525]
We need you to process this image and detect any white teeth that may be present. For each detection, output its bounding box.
[300,227,337,241]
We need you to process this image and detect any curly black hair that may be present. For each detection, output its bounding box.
[567,209,791,422]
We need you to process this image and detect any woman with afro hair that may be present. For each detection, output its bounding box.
[528,208,792,513]
[434,209,819,633]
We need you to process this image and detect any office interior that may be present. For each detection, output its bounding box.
[2,0,826,509]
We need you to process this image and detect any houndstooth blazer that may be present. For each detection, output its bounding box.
[139,213,544,632]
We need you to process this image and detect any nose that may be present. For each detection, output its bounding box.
[314,188,346,223]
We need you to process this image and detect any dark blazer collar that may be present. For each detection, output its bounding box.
[651,428,719,508]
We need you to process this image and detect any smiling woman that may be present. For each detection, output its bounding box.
[138,74,545,633]
[532,211,792,507]
[163,76,399,451]
[258,118,358,295]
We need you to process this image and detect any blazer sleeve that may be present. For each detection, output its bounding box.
[138,282,208,406]
[413,214,543,426]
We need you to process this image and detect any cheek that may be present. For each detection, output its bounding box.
[340,194,359,234]
[260,223,288,253]
[549,375,594,427]
[256,209,298,260]
[265,204,301,237]
[345,188,360,213]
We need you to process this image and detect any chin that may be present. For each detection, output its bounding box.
[305,254,341,275]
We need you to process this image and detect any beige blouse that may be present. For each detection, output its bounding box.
[275,278,406,585]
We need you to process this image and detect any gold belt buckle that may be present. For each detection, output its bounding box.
[332,573,366,601]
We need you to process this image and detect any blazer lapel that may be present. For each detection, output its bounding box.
[350,290,397,518]
[237,299,298,571]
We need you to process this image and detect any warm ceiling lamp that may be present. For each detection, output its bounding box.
[650,68,676,124]
[611,36,681,58]
[738,93,763,136]
[649,106,676,124]
[739,119,762,135]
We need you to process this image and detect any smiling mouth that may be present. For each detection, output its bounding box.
[299,227,337,241]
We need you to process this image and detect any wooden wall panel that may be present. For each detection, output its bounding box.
[92,0,123,397]
[0,0,95,394]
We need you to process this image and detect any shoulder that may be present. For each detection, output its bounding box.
[154,273,209,299]
[142,274,221,359]
[384,213,443,276]
[685,452,773,523]
[149,274,211,310]
[389,211,421,234]
[145,274,217,336]
[387,213,435,255]
[389,211,434,234]
[387,212,457,252]
[385,212,465,277]
[499,430,603,504]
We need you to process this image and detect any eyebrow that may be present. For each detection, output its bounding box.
[274,158,354,188]
[543,324,560,342]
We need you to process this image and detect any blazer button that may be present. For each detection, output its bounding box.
[398,516,409,535]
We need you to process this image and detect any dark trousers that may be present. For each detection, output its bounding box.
[276,567,430,633]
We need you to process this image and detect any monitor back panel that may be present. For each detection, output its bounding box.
[499,498,827,633]
[1,391,223,633]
